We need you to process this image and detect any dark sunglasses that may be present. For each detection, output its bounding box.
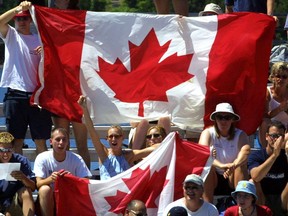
[184,186,200,191]
[107,134,122,139]
[0,147,13,153]
[15,16,30,22]
[268,133,284,139]
[146,133,161,139]
[129,210,147,216]
[215,115,234,121]
[274,74,288,79]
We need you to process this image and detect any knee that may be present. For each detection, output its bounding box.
[38,185,53,199]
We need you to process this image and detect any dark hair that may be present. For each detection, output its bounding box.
[147,125,167,138]
[267,120,286,132]
[67,0,80,9]
[214,122,236,140]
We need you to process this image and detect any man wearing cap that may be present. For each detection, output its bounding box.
[248,120,288,215]
[0,132,36,216]
[198,3,223,16]
[163,174,218,216]
[198,102,250,203]
[0,1,52,155]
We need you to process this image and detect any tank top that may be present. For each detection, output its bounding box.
[208,127,242,174]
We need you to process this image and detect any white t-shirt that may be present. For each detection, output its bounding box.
[0,25,41,92]
[163,198,218,216]
[34,150,92,186]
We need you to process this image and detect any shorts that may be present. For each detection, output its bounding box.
[0,193,22,215]
[3,88,52,140]
[214,173,234,196]
[265,194,286,216]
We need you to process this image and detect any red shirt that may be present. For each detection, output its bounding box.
[224,205,272,216]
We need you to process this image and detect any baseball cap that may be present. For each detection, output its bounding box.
[183,174,204,187]
[167,206,188,216]
[14,10,31,18]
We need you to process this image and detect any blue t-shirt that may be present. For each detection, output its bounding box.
[248,148,288,195]
[225,0,267,13]
[0,154,35,211]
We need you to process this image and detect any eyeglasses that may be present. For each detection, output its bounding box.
[15,17,30,22]
[215,115,234,121]
[184,186,200,191]
[0,147,13,153]
[268,133,284,139]
[236,193,252,200]
[107,134,122,139]
[274,74,288,79]
[129,209,147,216]
[146,133,161,139]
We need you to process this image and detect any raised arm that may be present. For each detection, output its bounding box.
[250,136,282,182]
[0,1,31,38]
[125,144,160,164]
[77,96,108,164]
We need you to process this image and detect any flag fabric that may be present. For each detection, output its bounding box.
[54,132,212,216]
[31,6,275,135]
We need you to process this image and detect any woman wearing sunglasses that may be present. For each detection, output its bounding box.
[145,125,167,147]
[225,180,272,216]
[78,96,159,180]
[198,102,250,203]
[259,62,288,148]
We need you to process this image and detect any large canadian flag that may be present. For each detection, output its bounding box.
[54,132,212,216]
[31,6,275,134]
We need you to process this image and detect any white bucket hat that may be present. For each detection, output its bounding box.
[210,103,240,121]
[199,3,223,16]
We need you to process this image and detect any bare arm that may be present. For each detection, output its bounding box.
[0,1,31,38]
[198,129,211,146]
[233,131,250,168]
[10,170,36,191]
[251,137,282,182]
[266,0,274,16]
[78,96,108,164]
[36,170,71,189]
[126,144,160,164]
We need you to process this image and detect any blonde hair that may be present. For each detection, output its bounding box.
[0,132,14,144]
[108,125,124,135]
[269,62,288,82]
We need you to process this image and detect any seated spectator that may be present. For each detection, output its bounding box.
[198,102,250,203]
[163,174,218,215]
[34,128,91,216]
[224,0,274,15]
[258,62,288,148]
[125,200,147,216]
[225,180,272,216]
[0,132,36,216]
[248,120,288,216]
[78,96,160,180]
[167,206,188,216]
[129,117,170,149]
[153,0,189,16]
[198,3,223,16]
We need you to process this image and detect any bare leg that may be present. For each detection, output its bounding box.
[72,121,90,169]
[172,0,189,16]
[52,117,70,149]
[34,139,48,154]
[38,185,54,216]
[18,187,35,216]
[233,163,249,188]
[203,166,217,203]
[153,0,170,14]
[13,138,24,155]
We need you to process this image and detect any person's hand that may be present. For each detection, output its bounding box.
[50,170,71,182]
[221,163,235,179]
[272,136,283,158]
[77,95,87,109]
[212,147,217,158]
[34,46,42,55]
[17,1,32,12]
[10,170,26,181]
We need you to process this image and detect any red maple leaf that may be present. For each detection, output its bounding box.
[97,28,194,116]
[104,165,169,214]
